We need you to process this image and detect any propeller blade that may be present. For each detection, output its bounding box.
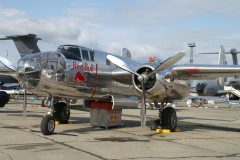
[147,52,185,78]
[107,54,147,126]
[140,82,147,127]
[0,56,16,71]
[107,55,140,77]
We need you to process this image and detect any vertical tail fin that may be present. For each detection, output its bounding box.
[218,45,227,86]
[199,45,240,85]
[199,45,227,87]
[218,45,227,65]
[121,48,132,59]
[0,34,41,57]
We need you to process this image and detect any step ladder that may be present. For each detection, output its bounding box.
[224,85,240,98]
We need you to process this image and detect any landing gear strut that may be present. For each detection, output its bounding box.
[40,97,70,135]
[151,102,177,131]
[53,102,70,124]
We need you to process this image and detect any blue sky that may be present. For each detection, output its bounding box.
[0,0,240,64]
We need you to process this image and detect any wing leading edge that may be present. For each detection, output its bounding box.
[164,64,240,80]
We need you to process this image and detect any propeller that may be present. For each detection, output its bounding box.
[140,80,147,126]
[106,55,140,76]
[107,51,185,127]
[146,52,185,78]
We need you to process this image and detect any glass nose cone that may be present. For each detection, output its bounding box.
[17,56,41,90]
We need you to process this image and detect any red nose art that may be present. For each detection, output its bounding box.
[73,71,85,83]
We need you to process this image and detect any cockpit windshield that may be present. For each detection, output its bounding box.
[58,45,81,61]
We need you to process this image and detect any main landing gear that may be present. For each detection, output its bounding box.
[40,97,70,135]
[151,102,177,132]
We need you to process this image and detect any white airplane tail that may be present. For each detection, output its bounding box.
[199,45,227,65]
[199,45,227,87]
[218,45,227,65]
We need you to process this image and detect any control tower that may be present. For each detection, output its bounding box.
[188,42,196,64]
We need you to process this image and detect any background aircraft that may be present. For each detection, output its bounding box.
[0,65,20,107]
[1,34,240,135]
[195,45,240,96]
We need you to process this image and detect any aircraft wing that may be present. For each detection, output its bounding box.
[164,64,240,80]
[0,68,18,82]
[0,75,18,84]
[216,89,229,95]
[226,78,240,86]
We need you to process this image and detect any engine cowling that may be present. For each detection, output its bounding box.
[133,65,156,92]
[132,64,190,102]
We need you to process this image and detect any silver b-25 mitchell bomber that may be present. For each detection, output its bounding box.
[1,34,240,135]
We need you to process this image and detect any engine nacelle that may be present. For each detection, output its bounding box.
[132,64,190,102]
[132,64,165,100]
[196,80,220,96]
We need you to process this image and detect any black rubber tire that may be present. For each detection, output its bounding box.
[161,107,177,132]
[41,114,55,135]
[53,102,70,124]
[0,91,10,108]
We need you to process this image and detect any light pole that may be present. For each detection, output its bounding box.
[188,42,196,88]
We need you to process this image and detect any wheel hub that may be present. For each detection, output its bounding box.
[48,119,55,132]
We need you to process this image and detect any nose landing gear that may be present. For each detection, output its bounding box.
[53,102,70,124]
[40,97,70,135]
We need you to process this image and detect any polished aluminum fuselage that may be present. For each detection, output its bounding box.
[16,49,189,102]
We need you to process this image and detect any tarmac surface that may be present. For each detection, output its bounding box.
[0,100,240,160]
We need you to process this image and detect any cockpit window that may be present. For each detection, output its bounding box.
[59,46,81,61]
[81,49,89,61]
[89,51,95,61]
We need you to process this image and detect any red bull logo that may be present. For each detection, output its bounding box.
[72,61,94,72]
[73,70,86,85]
[72,61,94,85]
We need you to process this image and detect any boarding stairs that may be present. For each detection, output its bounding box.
[224,85,240,98]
